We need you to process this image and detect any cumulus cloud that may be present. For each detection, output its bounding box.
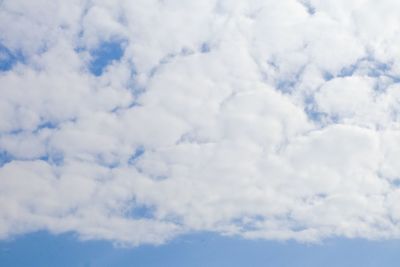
[2,0,400,246]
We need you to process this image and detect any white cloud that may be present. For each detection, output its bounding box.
[2,0,400,246]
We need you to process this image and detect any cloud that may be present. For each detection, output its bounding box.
[1,0,400,246]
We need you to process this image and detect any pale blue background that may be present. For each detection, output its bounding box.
[1,231,400,267]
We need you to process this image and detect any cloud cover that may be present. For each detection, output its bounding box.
[2,0,400,245]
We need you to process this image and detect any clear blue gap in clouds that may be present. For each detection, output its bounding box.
[324,57,394,83]
[89,41,125,76]
[39,149,64,166]
[128,146,145,164]
[298,0,316,15]
[127,204,155,219]
[0,43,24,71]
[200,42,211,53]
[0,147,64,167]
[126,147,156,219]
[0,150,13,167]
[1,231,400,267]
[126,200,155,219]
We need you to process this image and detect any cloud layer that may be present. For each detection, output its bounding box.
[2,0,400,245]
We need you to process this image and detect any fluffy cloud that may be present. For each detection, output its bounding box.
[1,0,400,246]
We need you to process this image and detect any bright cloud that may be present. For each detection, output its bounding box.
[1,0,400,246]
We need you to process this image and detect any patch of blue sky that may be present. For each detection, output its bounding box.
[128,147,145,165]
[0,150,13,167]
[37,121,58,130]
[88,41,125,76]
[390,179,400,187]
[200,42,211,53]
[2,231,400,267]
[231,215,265,232]
[150,47,204,78]
[299,0,316,15]
[319,59,400,95]
[100,148,143,169]
[303,95,327,123]
[123,61,144,98]
[275,65,306,94]
[276,78,297,93]
[304,108,327,124]
[95,154,120,169]
[0,43,24,72]
[337,64,357,78]
[324,58,392,81]
[323,71,335,81]
[126,201,155,219]
[110,101,142,114]
[3,120,58,137]
[133,165,168,182]
[33,121,59,134]
[39,152,64,166]
[367,61,390,78]
[0,147,63,167]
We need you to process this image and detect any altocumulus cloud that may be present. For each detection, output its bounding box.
[1,0,400,246]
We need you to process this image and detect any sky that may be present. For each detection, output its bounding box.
[2,0,400,266]
[3,231,400,267]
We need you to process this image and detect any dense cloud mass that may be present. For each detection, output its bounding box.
[2,0,400,246]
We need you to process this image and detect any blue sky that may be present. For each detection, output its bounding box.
[0,44,23,72]
[3,1,400,266]
[2,232,400,267]
[88,41,125,76]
